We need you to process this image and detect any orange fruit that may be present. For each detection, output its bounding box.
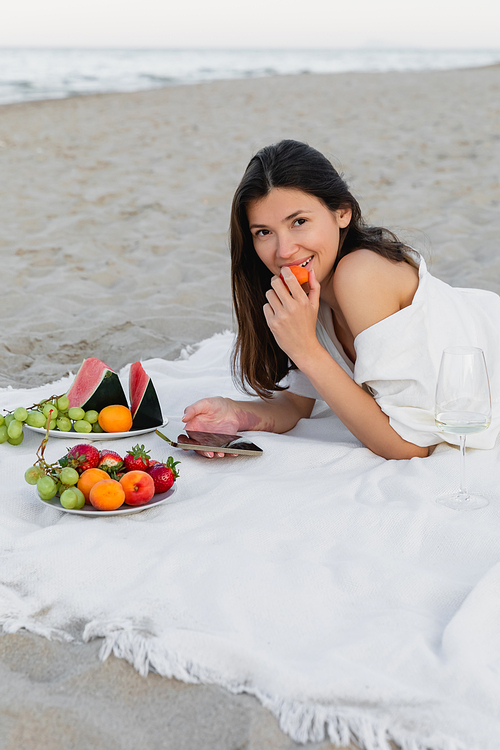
[98,404,133,433]
[89,478,126,510]
[286,265,309,285]
[77,468,110,502]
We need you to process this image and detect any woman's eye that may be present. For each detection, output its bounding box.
[293,218,306,226]
[256,229,270,237]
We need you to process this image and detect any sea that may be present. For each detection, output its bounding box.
[1,47,499,106]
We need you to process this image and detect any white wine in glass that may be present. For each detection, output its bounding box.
[435,346,491,510]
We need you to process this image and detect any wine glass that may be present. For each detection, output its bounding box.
[435,346,491,510]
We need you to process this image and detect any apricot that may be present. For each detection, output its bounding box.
[77,468,110,502]
[120,470,155,506]
[98,405,133,433]
[280,265,309,286]
[89,478,126,510]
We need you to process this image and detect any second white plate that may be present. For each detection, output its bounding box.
[37,483,178,516]
[25,418,168,441]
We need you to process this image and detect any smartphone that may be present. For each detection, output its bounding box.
[155,429,263,456]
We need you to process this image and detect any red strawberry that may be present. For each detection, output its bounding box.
[59,443,100,474]
[124,444,151,472]
[98,450,124,479]
[148,457,180,493]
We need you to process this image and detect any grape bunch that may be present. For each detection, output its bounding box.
[0,394,104,447]
[23,437,94,510]
[25,463,85,509]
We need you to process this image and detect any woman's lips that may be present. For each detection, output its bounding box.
[280,255,313,270]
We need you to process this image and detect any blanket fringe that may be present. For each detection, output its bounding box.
[1,616,74,643]
[83,623,465,750]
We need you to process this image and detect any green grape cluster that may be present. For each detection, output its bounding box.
[24,453,85,509]
[1,394,104,447]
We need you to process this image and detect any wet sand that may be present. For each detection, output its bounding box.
[1,65,499,749]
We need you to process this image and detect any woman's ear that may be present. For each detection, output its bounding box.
[337,207,352,228]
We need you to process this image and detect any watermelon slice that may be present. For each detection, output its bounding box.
[129,362,163,429]
[66,358,128,412]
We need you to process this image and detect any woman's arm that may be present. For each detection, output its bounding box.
[295,343,428,459]
[266,256,428,460]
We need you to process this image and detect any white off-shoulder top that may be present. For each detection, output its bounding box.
[280,254,500,449]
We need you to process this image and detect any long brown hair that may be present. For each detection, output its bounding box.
[230,139,414,398]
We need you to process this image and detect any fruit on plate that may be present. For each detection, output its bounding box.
[59,443,100,474]
[129,362,163,430]
[27,433,179,512]
[77,467,110,501]
[66,358,128,413]
[60,487,86,510]
[98,449,124,478]
[3,358,165,447]
[89,478,126,510]
[98,404,133,433]
[119,470,155,506]
[280,265,309,286]
[124,444,151,472]
[147,457,180,493]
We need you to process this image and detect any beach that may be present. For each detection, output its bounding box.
[1,65,500,749]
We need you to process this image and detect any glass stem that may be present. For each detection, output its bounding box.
[459,434,467,497]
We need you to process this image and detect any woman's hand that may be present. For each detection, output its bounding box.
[182,397,241,433]
[181,397,241,458]
[263,267,322,365]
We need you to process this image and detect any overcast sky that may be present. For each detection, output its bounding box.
[4,0,500,49]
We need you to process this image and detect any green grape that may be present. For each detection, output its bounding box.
[92,422,104,433]
[68,407,85,421]
[48,418,57,430]
[37,475,57,499]
[4,414,15,427]
[8,432,24,445]
[56,416,72,432]
[56,395,70,411]
[26,410,46,428]
[60,467,80,486]
[25,465,45,485]
[38,489,57,501]
[60,488,79,509]
[13,407,28,422]
[84,410,99,424]
[0,415,4,427]
[0,425,8,444]
[74,419,92,433]
[7,420,23,440]
[72,487,86,509]
[42,402,58,420]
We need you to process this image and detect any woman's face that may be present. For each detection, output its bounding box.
[247,188,351,284]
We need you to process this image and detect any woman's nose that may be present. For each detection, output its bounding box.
[276,235,297,259]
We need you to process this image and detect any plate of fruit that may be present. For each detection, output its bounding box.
[25,442,180,516]
[6,358,167,443]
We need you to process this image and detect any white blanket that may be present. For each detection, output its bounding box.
[2,331,500,750]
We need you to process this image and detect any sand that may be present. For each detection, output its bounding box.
[0,65,499,749]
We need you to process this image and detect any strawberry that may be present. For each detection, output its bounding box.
[59,443,100,474]
[124,444,151,472]
[148,457,180,493]
[98,449,124,479]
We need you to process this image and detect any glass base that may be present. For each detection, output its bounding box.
[436,492,489,511]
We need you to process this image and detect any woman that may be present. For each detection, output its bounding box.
[182,140,500,459]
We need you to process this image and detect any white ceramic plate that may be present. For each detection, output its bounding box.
[25,418,168,441]
[37,483,177,516]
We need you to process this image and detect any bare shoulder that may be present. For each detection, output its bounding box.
[333,249,419,338]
